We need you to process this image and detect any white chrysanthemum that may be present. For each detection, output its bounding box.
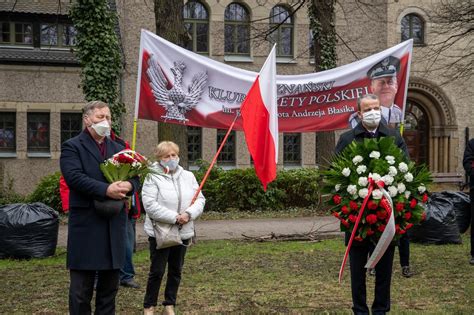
[369,172,381,182]
[404,172,414,182]
[347,185,358,195]
[385,155,395,165]
[418,185,426,193]
[405,191,411,199]
[398,182,406,194]
[398,162,409,173]
[382,175,394,185]
[356,165,367,174]
[388,166,398,176]
[358,177,368,187]
[342,168,351,177]
[352,155,364,165]
[372,189,383,199]
[388,186,398,197]
[335,184,341,192]
[358,188,369,198]
[369,151,381,159]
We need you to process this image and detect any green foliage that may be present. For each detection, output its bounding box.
[28,172,62,213]
[194,160,321,212]
[70,0,125,133]
[0,177,27,205]
[308,1,337,71]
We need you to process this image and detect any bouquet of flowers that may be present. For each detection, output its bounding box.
[100,149,153,183]
[323,137,431,243]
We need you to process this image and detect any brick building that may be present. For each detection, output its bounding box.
[0,0,472,194]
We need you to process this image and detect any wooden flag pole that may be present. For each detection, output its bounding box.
[190,113,240,204]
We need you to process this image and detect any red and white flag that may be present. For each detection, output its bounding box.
[240,46,278,191]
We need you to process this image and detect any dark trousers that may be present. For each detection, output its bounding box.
[143,237,188,308]
[349,244,395,315]
[120,218,136,282]
[398,234,410,267]
[471,189,474,256]
[69,269,119,315]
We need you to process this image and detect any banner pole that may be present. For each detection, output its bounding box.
[132,30,145,151]
[190,113,240,204]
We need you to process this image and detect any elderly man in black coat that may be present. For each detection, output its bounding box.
[462,138,474,265]
[335,94,408,315]
[60,101,140,315]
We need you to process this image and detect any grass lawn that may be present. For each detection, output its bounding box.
[1,236,473,314]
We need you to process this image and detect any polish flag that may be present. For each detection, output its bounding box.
[241,46,278,191]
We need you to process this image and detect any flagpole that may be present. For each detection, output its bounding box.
[190,113,240,204]
[399,39,413,137]
[132,30,145,151]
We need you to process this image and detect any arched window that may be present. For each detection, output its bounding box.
[401,14,424,45]
[269,5,293,57]
[183,1,209,54]
[224,3,250,55]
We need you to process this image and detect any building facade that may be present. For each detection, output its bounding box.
[0,0,472,194]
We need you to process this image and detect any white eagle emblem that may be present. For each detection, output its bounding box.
[146,55,208,122]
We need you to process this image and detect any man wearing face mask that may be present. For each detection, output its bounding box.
[60,100,140,315]
[335,94,408,315]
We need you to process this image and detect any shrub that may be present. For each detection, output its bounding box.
[28,172,62,213]
[0,178,27,205]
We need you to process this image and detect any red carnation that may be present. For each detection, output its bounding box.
[333,195,342,205]
[376,210,387,220]
[395,224,400,232]
[376,180,385,188]
[367,200,378,210]
[405,223,414,230]
[395,202,405,212]
[378,225,386,232]
[332,212,340,218]
[404,212,412,220]
[349,200,359,211]
[354,236,363,242]
[398,229,406,235]
[348,214,357,223]
[341,205,350,214]
[410,198,417,209]
[341,219,350,227]
[422,193,429,203]
[366,214,378,225]
[366,229,375,236]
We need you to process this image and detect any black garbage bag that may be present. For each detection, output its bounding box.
[410,192,462,244]
[0,202,59,259]
[439,191,471,234]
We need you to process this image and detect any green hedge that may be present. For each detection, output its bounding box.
[5,164,321,214]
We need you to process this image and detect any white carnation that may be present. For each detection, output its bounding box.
[352,155,364,165]
[418,185,426,193]
[372,189,383,199]
[404,172,414,182]
[347,185,358,195]
[382,175,394,185]
[369,151,381,159]
[404,191,411,199]
[356,165,367,174]
[335,184,341,192]
[385,155,396,165]
[369,172,381,182]
[398,182,406,194]
[358,188,369,198]
[388,186,398,197]
[398,162,409,173]
[388,166,398,176]
[358,177,368,187]
[342,168,351,177]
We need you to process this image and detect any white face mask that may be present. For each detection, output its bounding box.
[362,109,381,128]
[160,157,180,172]
[91,120,111,137]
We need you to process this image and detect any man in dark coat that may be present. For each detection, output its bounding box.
[462,138,474,265]
[335,94,408,315]
[60,101,140,315]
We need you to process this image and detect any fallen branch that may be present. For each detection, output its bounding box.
[241,222,341,242]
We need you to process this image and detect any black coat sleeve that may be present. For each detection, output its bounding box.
[463,139,474,176]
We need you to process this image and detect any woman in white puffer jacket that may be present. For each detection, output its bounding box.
[142,141,205,315]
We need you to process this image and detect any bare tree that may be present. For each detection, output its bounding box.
[154,0,188,168]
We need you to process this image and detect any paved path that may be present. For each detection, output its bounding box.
[57,216,341,248]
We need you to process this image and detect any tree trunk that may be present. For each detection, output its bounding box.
[309,0,337,167]
[154,0,188,168]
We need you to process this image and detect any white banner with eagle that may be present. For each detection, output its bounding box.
[134,29,413,132]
